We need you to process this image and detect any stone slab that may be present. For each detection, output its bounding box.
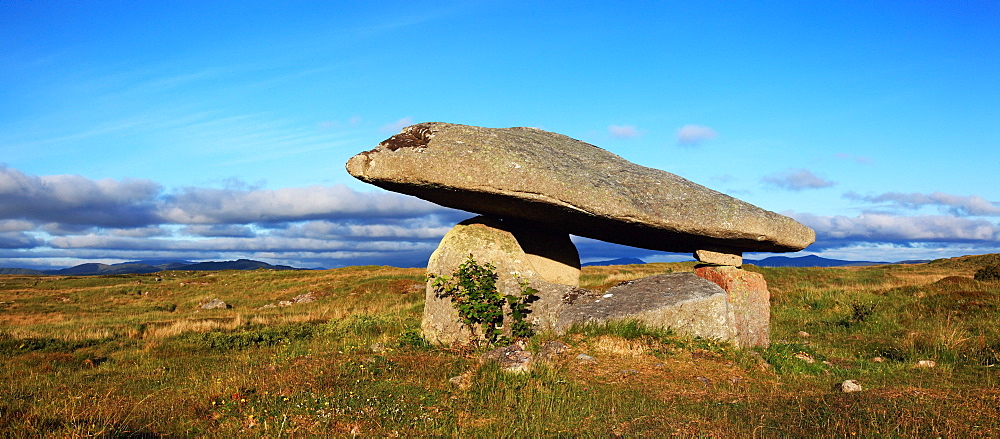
[695,249,743,266]
[554,273,735,342]
[347,122,815,254]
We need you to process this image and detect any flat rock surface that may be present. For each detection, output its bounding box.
[347,122,814,253]
[554,272,735,341]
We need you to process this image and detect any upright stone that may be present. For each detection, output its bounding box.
[423,216,580,345]
[694,266,770,347]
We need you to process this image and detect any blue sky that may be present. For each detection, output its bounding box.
[1,1,998,269]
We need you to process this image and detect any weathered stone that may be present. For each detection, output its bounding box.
[694,249,743,266]
[347,122,815,254]
[423,216,580,345]
[695,266,770,347]
[833,380,863,393]
[555,273,735,342]
[200,298,231,310]
[480,342,533,373]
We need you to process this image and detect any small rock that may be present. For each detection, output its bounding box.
[872,356,885,363]
[481,342,534,373]
[448,371,473,390]
[797,331,810,338]
[694,249,743,266]
[833,380,862,393]
[575,353,597,364]
[793,352,815,364]
[291,292,317,304]
[694,376,711,386]
[915,360,937,368]
[200,298,231,310]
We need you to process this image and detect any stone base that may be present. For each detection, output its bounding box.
[423,216,580,345]
[694,265,770,348]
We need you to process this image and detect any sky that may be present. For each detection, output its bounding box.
[1,1,998,270]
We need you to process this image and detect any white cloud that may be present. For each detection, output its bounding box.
[379,116,414,133]
[792,212,1000,245]
[608,125,641,139]
[160,185,449,224]
[0,165,162,227]
[762,168,836,191]
[676,124,717,146]
[844,191,1000,216]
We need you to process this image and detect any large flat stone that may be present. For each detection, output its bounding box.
[554,273,735,342]
[347,122,814,254]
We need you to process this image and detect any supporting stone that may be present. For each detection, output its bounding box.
[423,215,580,345]
[694,249,743,266]
[694,265,770,348]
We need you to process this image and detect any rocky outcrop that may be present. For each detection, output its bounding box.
[346,122,817,348]
[347,122,814,256]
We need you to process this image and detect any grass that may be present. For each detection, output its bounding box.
[1,256,998,436]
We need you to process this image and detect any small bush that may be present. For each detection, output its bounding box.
[974,264,1000,281]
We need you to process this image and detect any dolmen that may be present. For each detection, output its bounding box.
[347,122,815,347]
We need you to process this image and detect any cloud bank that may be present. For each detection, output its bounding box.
[2,165,998,269]
[0,165,465,269]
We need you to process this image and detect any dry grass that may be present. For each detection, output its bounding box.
[0,255,998,436]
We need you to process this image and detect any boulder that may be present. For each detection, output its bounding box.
[200,298,231,310]
[347,122,815,254]
[695,265,771,347]
[554,273,735,342]
[423,215,581,345]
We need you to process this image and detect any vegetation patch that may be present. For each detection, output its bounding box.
[0,256,998,436]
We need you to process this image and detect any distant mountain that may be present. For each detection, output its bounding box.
[745,255,888,267]
[582,257,646,267]
[0,259,305,276]
[0,267,45,275]
[183,259,299,271]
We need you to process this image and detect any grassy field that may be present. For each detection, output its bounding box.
[1,254,998,437]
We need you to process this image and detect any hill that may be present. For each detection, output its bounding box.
[1,259,305,276]
[745,255,887,267]
[582,257,646,266]
[0,267,45,275]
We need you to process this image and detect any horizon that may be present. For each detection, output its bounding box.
[2,2,998,270]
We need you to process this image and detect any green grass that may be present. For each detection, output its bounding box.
[1,257,999,436]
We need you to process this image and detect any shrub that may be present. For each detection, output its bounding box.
[974,264,1000,281]
[428,255,537,346]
